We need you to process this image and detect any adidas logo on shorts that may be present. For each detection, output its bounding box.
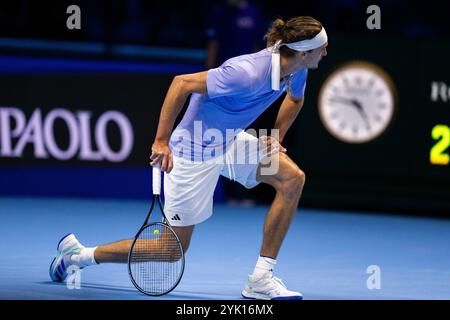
[171,214,181,221]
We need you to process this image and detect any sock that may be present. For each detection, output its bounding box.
[252,256,276,279]
[70,247,98,267]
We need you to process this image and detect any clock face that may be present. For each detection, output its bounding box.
[318,61,397,143]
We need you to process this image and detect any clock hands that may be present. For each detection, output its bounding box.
[351,99,371,130]
[328,96,353,105]
[329,96,372,130]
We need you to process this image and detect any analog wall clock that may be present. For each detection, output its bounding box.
[318,61,397,144]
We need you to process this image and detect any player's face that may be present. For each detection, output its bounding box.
[299,43,328,69]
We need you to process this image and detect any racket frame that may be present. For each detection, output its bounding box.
[127,168,185,296]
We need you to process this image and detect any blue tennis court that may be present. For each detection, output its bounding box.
[1,196,449,300]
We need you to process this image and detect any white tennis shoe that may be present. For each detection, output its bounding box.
[241,273,303,300]
[49,233,85,282]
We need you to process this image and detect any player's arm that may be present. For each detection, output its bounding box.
[151,71,208,172]
[274,94,304,144]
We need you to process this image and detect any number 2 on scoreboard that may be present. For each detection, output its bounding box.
[430,125,450,165]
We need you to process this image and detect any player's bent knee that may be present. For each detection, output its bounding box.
[279,169,306,198]
[180,240,191,253]
[297,169,306,186]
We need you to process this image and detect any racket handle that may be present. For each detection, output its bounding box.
[152,166,162,195]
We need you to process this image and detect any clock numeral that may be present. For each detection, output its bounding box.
[339,121,347,129]
[328,98,337,105]
[374,115,383,122]
[375,89,384,97]
[330,112,339,119]
[378,103,386,109]
[367,78,376,88]
[352,126,359,134]
[343,76,351,87]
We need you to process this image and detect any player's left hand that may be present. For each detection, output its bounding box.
[259,135,287,154]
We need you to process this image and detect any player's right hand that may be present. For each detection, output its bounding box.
[150,141,173,173]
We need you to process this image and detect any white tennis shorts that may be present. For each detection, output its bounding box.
[163,131,278,226]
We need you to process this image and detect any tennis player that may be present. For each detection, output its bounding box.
[50,16,328,300]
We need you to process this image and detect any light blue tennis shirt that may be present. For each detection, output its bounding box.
[169,47,308,161]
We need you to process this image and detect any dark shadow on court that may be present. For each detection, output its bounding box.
[37,281,218,299]
[38,281,138,293]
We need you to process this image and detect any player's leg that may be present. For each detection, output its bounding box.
[256,151,305,259]
[222,132,305,258]
[49,226,195,282]
[223,131,304,299]
[94,225,195,263]
[243,151,305,300]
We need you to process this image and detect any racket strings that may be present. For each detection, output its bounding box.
[130,223,184,295]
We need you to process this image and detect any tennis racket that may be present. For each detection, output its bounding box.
[128,166,185,296]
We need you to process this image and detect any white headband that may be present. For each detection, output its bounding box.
[271,27,328,90]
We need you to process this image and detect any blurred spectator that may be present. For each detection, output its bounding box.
[114,0,151,43]
[83,0,120,43]
[205,0,265,68]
